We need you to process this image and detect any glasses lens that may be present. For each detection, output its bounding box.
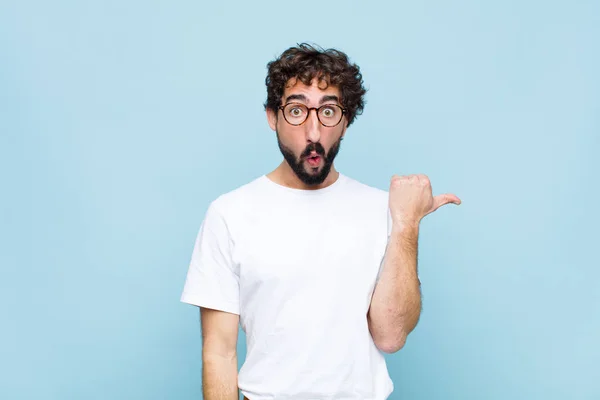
[318,105,343,127]
[283,103,308,125]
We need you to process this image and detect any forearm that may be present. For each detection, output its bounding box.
[368,223,422,353]
[202,353,239,400]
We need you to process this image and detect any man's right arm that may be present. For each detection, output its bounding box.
[201,307,240,400]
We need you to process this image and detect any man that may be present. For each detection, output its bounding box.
[181,43,461,400]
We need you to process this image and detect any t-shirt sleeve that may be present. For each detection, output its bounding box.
[180,202,240,315]
[374,208,393,283]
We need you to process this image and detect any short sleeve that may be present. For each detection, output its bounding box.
[375,208,393,283]
[180,202,240,315]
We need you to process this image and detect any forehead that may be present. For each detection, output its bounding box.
[283,78,341,103]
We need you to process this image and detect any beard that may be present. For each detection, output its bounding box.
[276,130,343,186]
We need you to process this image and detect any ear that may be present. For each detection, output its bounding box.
[266,108,277,131]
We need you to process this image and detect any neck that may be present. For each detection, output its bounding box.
[267,161,339,190]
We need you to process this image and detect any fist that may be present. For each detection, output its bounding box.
[389,174,461,227]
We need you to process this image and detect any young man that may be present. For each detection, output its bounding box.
[181,43,461,400]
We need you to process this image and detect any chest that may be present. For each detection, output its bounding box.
[232,202,388,302]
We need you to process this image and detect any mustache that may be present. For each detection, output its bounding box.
[300,143,326,158]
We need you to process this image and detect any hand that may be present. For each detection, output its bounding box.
[389,174,461,227]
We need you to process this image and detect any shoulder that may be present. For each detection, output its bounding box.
[341,174,389,204]
[340,174,392,233]
[207,175,268,217]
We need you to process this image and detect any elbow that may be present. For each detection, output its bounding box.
[375,333,407,354]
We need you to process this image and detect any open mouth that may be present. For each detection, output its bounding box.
[306,154,322,167]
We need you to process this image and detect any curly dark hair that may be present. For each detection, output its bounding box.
[264,43,367,127]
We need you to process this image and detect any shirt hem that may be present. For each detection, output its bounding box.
[180,293,240,315]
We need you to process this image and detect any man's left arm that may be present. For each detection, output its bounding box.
[368,174,461,354]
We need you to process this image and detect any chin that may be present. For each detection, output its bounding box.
[305,165,322,172]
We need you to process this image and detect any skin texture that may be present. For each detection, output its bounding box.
[266,78,347,190]
[200,79,461,397]
[368,174,461,352]
[200,307,239,400]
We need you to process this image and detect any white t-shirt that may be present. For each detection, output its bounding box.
[181,173,395,400]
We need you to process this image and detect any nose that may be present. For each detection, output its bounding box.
[305,108,321,143]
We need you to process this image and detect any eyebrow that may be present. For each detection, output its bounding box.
[284,94,340,105]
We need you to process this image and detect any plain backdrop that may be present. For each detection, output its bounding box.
[1,1,598,399]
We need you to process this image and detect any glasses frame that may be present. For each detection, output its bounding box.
[278,102,347,127]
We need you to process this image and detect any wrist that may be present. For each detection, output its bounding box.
[390,218,420,234]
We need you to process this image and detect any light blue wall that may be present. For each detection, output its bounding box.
[1,1,598,399]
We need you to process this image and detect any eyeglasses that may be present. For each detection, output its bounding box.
[278,103,347,127]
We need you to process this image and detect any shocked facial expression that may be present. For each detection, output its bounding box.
[267,78,348,186]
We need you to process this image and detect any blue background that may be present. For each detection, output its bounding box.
[1,1,598,399]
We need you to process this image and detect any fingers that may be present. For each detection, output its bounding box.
[432,194,462,211]
[391,174,430,186]
[391,174,461,209]
[442,194,461,205]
